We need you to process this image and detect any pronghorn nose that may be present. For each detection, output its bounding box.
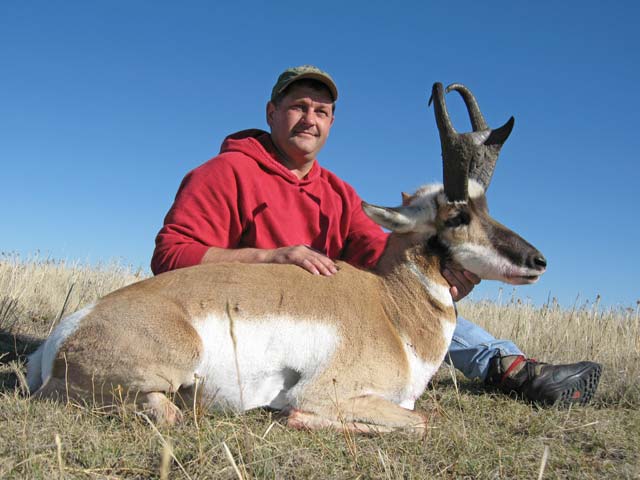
[529,254,547,270]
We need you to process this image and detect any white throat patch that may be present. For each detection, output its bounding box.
[406,262,453,307]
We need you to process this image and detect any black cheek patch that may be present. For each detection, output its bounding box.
[426,235,451,260]
[444,209,471,228]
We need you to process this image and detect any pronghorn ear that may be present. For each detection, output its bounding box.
[401,192,412,206]
[362,201,418,233]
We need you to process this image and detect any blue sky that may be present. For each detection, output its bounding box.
[2,1,638,308]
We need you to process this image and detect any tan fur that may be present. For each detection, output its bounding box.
[33,246,454,430]
[51,296,203,395]
[376,237,455,363]
[286,397,427,436]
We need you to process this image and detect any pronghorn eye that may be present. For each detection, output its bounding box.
[445,211,470,228]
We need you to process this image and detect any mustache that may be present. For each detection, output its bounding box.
[292,130,319,137]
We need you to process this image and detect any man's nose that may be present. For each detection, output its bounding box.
[301,109,316,124]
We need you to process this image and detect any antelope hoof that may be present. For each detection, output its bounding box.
[142,392,184,426]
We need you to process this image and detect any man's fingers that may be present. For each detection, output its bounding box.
[311,255,338,276]
[442,269,456,289]
[443,268,473,301]
[463,270,481,285]
[299,250,337,276]
[303,257,332,276]
[444,268,468,289]
[271,245,337,276]
[300,258,320,275]
[317,261,338,276]
[303,247,337,275]
[449,285,460,301]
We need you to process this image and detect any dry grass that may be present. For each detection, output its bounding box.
[459,292,640,408]
[0,252,143,337]
[0,254,638,479]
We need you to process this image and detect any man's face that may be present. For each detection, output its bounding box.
[267,83,335,168]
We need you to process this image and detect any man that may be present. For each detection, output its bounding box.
[152,65,601,406]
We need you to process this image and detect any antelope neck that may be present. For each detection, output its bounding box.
[405,261,453,308]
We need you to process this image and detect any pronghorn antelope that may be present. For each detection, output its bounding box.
[27,83,546,434]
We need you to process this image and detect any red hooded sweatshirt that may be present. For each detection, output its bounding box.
[151,129,389,275]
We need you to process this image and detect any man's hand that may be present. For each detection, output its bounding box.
[442,263,480,301]
[266,245,338,276]
[201,245,337,276]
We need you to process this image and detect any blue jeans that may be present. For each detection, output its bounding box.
[445,316,523,380]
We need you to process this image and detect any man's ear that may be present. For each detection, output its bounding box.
[266,101,276,127]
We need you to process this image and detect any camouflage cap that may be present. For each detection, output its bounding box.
[270,65,338,102]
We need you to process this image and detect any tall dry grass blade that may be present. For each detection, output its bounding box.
[554,421,599,433]
[537,444,550,480]
[137,412,193,480]
[48,283,75,335]
[226,302,245,411]
[192,373,201,431]
[0,296,19,329]
[159,440,172,480]
[377,448,393,480]
[10,361,29,396]
[54,433,64,479]
[63,353,70,406]
[222,441,244,480]
[444,354,467,439]
[635,301,639,349]
[262,421,276,439]
[332,378,358,463]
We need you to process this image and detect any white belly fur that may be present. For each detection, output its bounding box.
[399,317,456,409]
[192,314,340,411]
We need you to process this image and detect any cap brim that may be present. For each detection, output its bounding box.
[277,72,338,101]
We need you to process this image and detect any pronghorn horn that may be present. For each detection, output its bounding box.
[429,82,516,196]
[445,83,488,131]
[468,115,515,190]
[445,83,515,191]
[429,82,470,203]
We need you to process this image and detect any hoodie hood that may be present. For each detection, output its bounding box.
[219,129,321,185]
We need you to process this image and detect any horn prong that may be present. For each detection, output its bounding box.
[469,116,515,190]
[485,116,515,146]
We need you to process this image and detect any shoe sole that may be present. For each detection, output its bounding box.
[554,362,602,407]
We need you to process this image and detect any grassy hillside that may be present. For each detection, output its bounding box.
[1,254,638,479]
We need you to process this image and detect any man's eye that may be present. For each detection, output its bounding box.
[317,110,328,117]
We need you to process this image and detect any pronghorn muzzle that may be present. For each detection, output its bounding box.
[490,220,547,283]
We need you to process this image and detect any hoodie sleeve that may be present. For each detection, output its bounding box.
[151,157,243,274]
[339,183,389,269]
